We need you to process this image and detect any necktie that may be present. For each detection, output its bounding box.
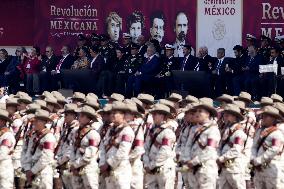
[182,57,187,71]
[217,59,222,75]
[56,58,64,71]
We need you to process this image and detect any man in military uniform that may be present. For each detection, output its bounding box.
[244,34,257,56]
[0,109,15,188]
[251,106,284,188]
[124,100,145,189]
[99,101,134,189]
[122,33,132,58]
[69,105,101,189]
[55,103,79,189]
[122,44,143,97]
[258,35,272,62]
[217,104,247,189]
[97,34,116,97]
[25,109,56,189]
[91,33,101,47]
[143,104,176,189]
[155,44,179,98]
[186,98,221,189]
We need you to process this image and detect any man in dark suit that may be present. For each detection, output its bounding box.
[244,45,263,100]
[137,35,148,57]
[39,46,59,92]
[0,49,11,87]
[180,44,198,71]
[50,45,74,90]
[196,46,216,72]
[4,47,27,94]
[126,43,160,96]
[230,45,246,95]
[89,46,104,93]
[211,48,233,97]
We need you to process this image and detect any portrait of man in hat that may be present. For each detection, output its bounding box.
[173,12,189,57]
[128,11,145,44]
[149,11,165,43]
[106,12,122,42]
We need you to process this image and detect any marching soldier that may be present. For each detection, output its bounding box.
[99,101,135,189]
[143,104,176,189]
[217,104,247,189]
[186,98,221,189]
[97,104,113,189]
[124,100,145,189]
[251,106,284,188]
[69,105,101,189]
[0,109,15,188]
[25,109,56,189]
[175,103,198,189]
[55,103,79,189]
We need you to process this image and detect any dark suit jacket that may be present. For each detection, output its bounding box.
[58,54,74,70]
[139,55,160,76]
[180,55,198,71]
[0,57,11,74]
[213,57,233,76]
[138,44,147,57]
[198,54,216,72]
[41,55,59,72]
[244,54,263,74]
[230,55,246,76]
[90,54,104,75]
[4,56,19,75]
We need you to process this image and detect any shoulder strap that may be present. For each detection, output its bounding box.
[191,124,213,149]
[74,126,93,151]
[105,126,125,153]
[256,126,278,152]
[31,129,51,155]
[149,126,166,150]
[131,122,143,150]
[220,123,242,150]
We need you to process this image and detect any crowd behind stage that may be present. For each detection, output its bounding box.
[0,90,284,188]
[1,33,284,100]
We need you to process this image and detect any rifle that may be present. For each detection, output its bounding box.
[14,121,29,150]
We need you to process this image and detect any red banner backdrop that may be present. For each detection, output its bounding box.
[33,0,197,54]
[1,0,284,54]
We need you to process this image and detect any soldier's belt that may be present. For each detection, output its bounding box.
[224,159,235,168]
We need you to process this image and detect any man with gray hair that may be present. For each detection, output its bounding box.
[196,46,215,72]
[126,43,161,97]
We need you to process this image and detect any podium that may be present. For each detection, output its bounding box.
[171,70,211,98]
